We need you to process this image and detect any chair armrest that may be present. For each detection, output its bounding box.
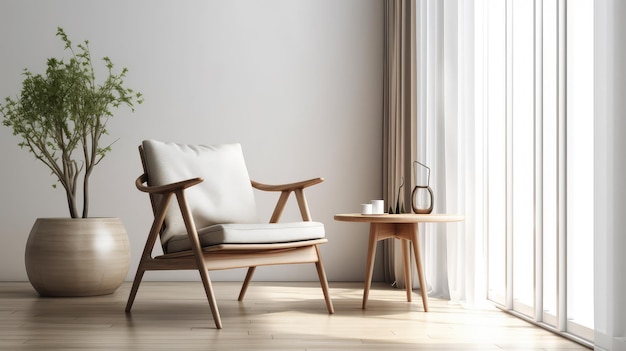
[251,177,324,192]
[135,174,204,194]
[251,177,324,223]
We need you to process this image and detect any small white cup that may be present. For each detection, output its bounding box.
[371,200,384,214]
[361,203,373,215]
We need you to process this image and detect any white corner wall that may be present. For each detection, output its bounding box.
[595,0,626,350]
[0,0,385,282]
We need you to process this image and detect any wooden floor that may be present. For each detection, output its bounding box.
[0,281,589,351]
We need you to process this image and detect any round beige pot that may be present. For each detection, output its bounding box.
[25,218,131,297]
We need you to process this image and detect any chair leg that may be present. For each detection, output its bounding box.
[125,267,145,313]
[314,245,334,314]
[126,195,170,313]
[238,266,256,301]
[197,267,222,329]
[175,189,223,328]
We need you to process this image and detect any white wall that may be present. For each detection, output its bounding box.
[595,0,626,350]
[0,0,385,282]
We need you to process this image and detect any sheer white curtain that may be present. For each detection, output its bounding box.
[386,0,486,306]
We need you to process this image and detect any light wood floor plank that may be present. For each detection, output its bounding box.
[0,281,589,351]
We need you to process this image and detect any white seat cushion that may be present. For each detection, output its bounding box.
[141,140,258,247]
[165,221,326,254]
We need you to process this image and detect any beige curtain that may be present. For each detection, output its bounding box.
[382,0,417,285]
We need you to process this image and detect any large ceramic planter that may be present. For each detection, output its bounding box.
[25,218,131,297]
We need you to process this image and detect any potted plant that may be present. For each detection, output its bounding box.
[1,27,143,296]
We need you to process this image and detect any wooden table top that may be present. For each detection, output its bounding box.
[334,213,465,223]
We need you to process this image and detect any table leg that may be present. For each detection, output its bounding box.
[410,229,428,312]
[362,223,378,309]
[401,239,412,302]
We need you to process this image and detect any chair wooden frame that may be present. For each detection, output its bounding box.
[125,146,334,329]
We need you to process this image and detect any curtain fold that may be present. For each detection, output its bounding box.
[383,0,485,306]
[416,0,449,298]
[382,0,417,285]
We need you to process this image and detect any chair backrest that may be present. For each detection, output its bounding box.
[141,139,258,247]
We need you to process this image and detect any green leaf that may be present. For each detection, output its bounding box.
[0,27,143,218]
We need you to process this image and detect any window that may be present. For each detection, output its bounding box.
[565,0,594,337]
[482,0,594,345]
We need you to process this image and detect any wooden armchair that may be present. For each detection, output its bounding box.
[125,140,334,328]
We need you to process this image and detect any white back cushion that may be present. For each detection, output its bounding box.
[141,140,258,246]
